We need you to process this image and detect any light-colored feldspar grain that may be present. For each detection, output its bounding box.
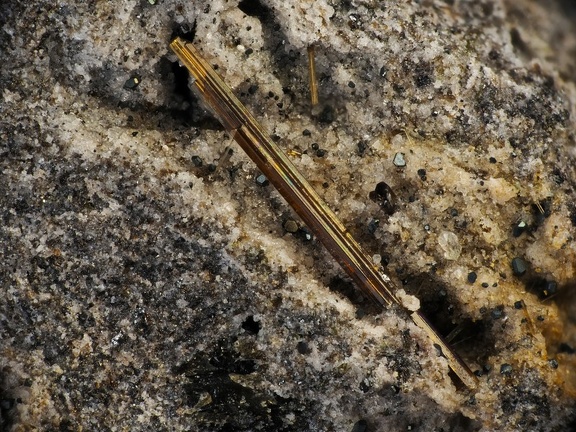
[1,0,575,431]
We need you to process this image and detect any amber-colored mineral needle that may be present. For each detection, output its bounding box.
[307,45,319,106]
[169,37,479,389]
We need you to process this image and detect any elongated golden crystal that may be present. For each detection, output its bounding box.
[307,45,319,106]
[170,37,478,389]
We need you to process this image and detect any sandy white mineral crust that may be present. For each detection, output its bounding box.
[1,0,575,431]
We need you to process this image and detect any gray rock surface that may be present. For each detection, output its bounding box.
[1,0,575,430]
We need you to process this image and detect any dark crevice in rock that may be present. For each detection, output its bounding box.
[401,272,497,364]
[175,341,312,431]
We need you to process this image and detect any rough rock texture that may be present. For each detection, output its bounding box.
[1,0,575,431]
